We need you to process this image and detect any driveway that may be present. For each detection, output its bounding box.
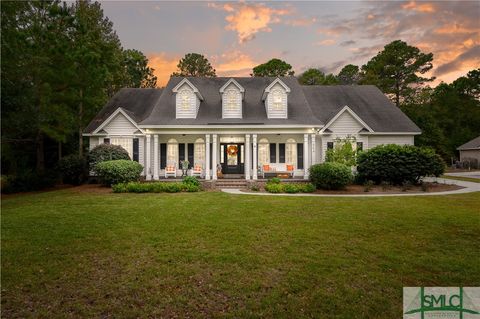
[445,171,480,180]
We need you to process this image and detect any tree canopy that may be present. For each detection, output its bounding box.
[337,64,361,85]
[298,68,338,85]
[361,40,434,107]
[122,49,157,88]
[252,58,295,77]
[171,53,216,77]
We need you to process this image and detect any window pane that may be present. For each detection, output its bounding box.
[286,143,297,166]
[194,143,205,167]
[258,143,269,165]
[167,143,178,164]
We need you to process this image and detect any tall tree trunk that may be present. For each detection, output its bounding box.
[58,141,62,161]
[78,88,83,156]
[36,130,45,173]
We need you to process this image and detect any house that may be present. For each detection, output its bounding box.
[83,77,421,180]
[457,136,480,166]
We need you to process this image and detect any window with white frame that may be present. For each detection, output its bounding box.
[167,138,178,164]
[224,89,238,110]
[194,138,205,167]
[271,89,283,110]
[258,138,270,165]
[285,138,297,166]
[110,137,133,159]
[179,89,190,110]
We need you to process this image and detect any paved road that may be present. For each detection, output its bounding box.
[222,177,480,197]
[445,171,480,180]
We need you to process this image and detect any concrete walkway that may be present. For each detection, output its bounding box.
[445,171,480,180]
[221,178,480,197]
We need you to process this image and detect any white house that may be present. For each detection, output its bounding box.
[83,77,421,180]
[457,136,480,165]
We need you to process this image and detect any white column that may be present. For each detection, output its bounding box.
[311,133,316,166]
[252,134,258,180]
[304,134,309,180]
[205,134,211,180]
[245,134,251,180]
[153,134,159,180]
[145,134,152,180]
[212,134,218,180]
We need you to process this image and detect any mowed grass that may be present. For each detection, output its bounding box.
[2,189,479,318]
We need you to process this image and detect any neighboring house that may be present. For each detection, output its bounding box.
[457,136,480,164]
[83,77,421,180]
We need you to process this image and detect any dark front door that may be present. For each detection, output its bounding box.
[221,143,244,174]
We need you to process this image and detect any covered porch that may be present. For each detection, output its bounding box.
[143,131,320,180]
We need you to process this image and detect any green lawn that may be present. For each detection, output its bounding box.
[2,189,479,318]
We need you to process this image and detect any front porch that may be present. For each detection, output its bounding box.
[142,132,320,181]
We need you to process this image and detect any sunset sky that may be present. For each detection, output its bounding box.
[101,1,480,87]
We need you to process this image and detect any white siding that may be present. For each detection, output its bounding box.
[176,84,199,118]
[368,135,414,148]
[104,113,138,135]
[222,83,242,118]
[329,111,363,136]
[266,83,287,118]
[459,150,480,162]
[89,137,98,150]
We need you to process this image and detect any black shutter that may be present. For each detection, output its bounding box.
[132,138,139,162]
[160,143,167,169]
[297,143,304,169]
[279,143,285,163]
[327,142,334,150]
[356,142,363,151]
[269,143,276,163]
[104,138,110,144]
[178,144,185,168]
[210,143,213,168]
[188,143,194,168]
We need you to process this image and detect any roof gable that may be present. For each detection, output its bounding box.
[172,78,204,101]
[262,78,291,100]
[321,105,373,133]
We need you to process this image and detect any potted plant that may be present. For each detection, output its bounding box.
[181,160,189,177]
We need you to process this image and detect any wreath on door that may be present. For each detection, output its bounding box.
[227,145,238,156]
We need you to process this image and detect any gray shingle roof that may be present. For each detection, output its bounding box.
[457,136,480,150]
[84,77,421,133]
[140,77,322,126]
[301,85,420,132]
[84,88,163,133]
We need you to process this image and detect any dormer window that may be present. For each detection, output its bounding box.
[172,78,203,119]
[263,78,290,119]
[220,78,244,119]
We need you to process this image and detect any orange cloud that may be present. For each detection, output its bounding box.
[402,1,435,13]
[147,53,180,87]
[316,39,336,46]
[214,51,258,77]
[210,2,291,43]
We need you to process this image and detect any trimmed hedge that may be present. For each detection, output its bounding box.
[357,144,445,185]
[95,160,143,186]
[309,162,352,190]
[264,182,316,194]
[1,170,57,194]
[112,181,200,193]
[57,155,86,185]
[88,144,130,172]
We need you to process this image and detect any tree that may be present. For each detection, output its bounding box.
[171,53,216,77]
[252,58,294,77]
[122,49,157,88]
[298,68,339,85]
[361,40,434,107]
[337,64,361,85]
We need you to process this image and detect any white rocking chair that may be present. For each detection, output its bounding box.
[164,162,177,178]
[190,163,203,178]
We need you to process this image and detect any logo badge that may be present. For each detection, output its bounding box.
[404,287,480,319]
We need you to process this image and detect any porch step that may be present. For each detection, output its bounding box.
[215,180,248,188]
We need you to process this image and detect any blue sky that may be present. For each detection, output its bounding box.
[100,1,480,86]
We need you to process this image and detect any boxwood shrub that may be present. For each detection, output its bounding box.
[309,162,353,190]
[356,144,445,185]
[264,182,316,194]
[95,160,143,186]
[112,181,200,193]
[88,144,130,172]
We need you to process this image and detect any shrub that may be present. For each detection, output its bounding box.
[268,177,281,184]
[283,184,300,193]
[357,144,445,185]
[325,137,357,166]
[1,170,57,194]
[264,183,283,193]
[57,155,86,185]
[250,183,260,191]
[300,183,316,193]
[363,180,374,192]
[95,160,143,186]
[112,181,199,193]
[309,162,353,190]
[182,176,200,187]
[88,144,130,172]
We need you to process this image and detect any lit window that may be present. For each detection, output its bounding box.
[272,89,283,109]
[179,90,190,109]
[258,138,270,165]
[194,138,205,167]
[285,138,297,166]
[225,89,238,110]
[167,138,178,165]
